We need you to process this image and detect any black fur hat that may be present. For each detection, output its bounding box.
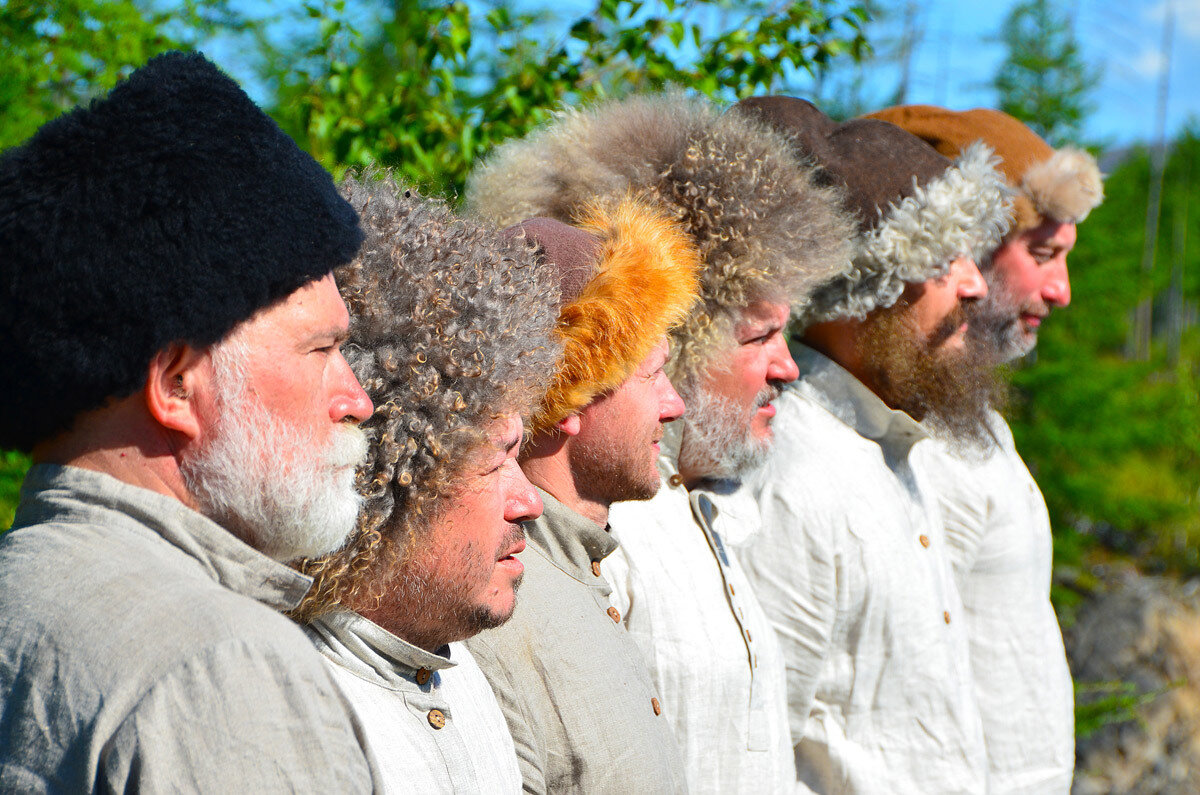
[0,51,362,452]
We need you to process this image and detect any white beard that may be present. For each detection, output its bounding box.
[677,385,774,482]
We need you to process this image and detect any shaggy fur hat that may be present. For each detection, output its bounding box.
[464,93,855,387]
[507,199,701,435]
[736,96,1012,324]
[296,175,560,620]
[864,104,1104,235]
[0,51,362,453]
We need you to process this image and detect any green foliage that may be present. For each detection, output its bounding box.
[992,0,1100,146]
[0,451,29,531]
[265,0,870,195]
[1074,679,1181,739]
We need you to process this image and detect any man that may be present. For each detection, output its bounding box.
[467,93,855,792]
[866,104,1104,793]
[733,96,1012,793]
[286,176,560,792]
[464,198,701,793]
[0,53,377,790]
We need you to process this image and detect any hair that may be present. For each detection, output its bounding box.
[293,173,560,621]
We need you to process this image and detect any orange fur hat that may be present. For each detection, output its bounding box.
[507,198,701,435]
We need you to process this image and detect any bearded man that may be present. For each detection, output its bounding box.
[866,104,1104,794]
[0,53,376,790]
[284,177,559,792]
[734,96,1013,793]
[467,93,855,793]
[462,199,701,793]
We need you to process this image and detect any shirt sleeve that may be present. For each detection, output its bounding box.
[99,636,376,793]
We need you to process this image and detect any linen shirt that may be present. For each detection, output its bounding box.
[0,464,376,793]
[603,422,796,794]
[914,410,1074,794]
[741,346,987,794]
[466,489,687,794]
[306,610,521,794]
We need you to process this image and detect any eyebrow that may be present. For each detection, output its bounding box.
[299,327,350,348]
[502,435,521,454]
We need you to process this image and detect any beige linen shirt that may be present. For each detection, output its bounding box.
[0,464,376,793]
[741,346,987,794]
[914,410,1074,794]
[603,423,797,794]
[307,610,522,794]
[466,488,687,794]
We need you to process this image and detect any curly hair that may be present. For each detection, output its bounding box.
[293,174,560,621]
[464,93,855,387]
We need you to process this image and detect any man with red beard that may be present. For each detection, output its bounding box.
[0,53,377,790]
[463,199,701,793]
[465,93,855,793]
[288,177,559,792]
[734,96,1012,793]
[867,105,1104,794]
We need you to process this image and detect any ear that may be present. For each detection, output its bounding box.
[144,343,209,442]
[555,413,583,438]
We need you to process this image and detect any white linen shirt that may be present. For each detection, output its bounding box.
[914,409,1074,794]
[604,423,796,794]
[741,346,987,794]
[307,610,521,794]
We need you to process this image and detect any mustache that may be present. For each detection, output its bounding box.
[927,304,969,348]
[499,522,526,556]
[756,383,783,408]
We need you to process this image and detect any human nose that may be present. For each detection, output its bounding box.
[505,466,543,522]
[1043,260,1071,308]
[767,338,800,384]
[329,352,374,423]
[955,258,988,300]
[659,375,686,422]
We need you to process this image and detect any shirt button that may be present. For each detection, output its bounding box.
[415,667,431,686]
[668,474,685,488]
[427,709,446,729]
[651,697,662,716]
[919,535,930,548]
[591,560,602,577]
[944,611,951,624]
[607,607,621,623]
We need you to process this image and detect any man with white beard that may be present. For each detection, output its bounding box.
[0,53,377,791]
[866,104,1104,794]
[466,94,855,792]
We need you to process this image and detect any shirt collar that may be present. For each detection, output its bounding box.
[525,488,619,588]
[307,609,455,689]
[792,344,928,450]
[15,464,312,610]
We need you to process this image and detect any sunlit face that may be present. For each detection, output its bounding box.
[569,338,685,504]
[977,220,1076,359]
[392,413,542,647]
[901,256,989,351]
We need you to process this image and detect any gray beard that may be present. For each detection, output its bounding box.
[676,385,778,483]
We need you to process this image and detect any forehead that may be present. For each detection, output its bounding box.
[233,273,348,343]
[1023,220,1077,248]
[735,299,790,329]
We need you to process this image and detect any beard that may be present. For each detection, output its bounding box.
[859,300,1002,449]
[676,382,781,483]
[182,343,368,562]
[568,421,664,505]
[965,276,1044,363]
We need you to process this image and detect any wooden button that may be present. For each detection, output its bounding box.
[607,607,621,623]
[668,474,685,488]
[919,535,930,548]
[591,560,602,577]
[651,697,662,716]
[415,667,431,686]
[427,708,446,729]
[943,611,951,624]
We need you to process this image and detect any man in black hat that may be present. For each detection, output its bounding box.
[0,52,376,790]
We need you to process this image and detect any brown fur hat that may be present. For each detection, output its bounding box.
[507,199,701,434]
[465,93,855,387]
[864,104,1104,235]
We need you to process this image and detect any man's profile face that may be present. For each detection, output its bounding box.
[568,338,685,504]
[395,412,541,646]
[677,300,799,482]
[973,220,1076,360]
[182,273,374,561]
[901,256,988,352]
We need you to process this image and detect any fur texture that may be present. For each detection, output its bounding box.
[0,51,361,452]
[465,93,855,386]
[805,142,1013,323]
[1021,146,1104,225]
[529,198,701,434]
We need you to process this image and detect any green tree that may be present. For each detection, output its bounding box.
[992,0,1100,146]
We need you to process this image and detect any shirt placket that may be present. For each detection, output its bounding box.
[402,682,480,794]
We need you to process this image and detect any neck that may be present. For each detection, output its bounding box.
[355,599,452,654]
[519,433,610,527]
[802,320,888,403]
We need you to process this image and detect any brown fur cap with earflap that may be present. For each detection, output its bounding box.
[465,93,856,387]
[508,198,701,435]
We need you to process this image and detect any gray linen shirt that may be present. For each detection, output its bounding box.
[0,464,377,793]
[466,489,688,794]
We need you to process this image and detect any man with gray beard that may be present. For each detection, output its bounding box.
[465,93,855,793]
[0,53,377,791]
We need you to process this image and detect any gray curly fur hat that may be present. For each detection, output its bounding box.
[464,92,855,386]
[734,96,1013,325]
